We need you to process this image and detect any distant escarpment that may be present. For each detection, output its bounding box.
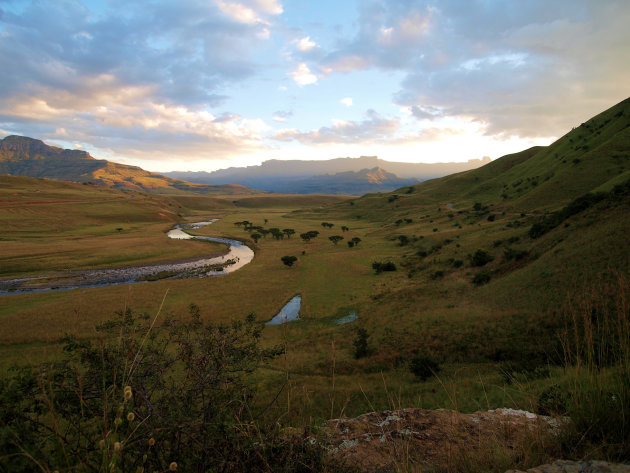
[0,135,258,195]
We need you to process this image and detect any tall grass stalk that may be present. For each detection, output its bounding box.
[561,273,630,460]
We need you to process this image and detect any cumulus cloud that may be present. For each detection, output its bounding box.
[0,0,281,162]
[215,0,282,25]
[312,1,630,138]
[296,36,317,52]
[290,63,317,86]
[340,97,353,107]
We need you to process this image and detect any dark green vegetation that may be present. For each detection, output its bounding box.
[0,307,353,473]
[1,97,630,470]
[0,135,259,195]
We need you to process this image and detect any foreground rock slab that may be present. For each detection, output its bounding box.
[507,460,630,473]
[320,408,565,473]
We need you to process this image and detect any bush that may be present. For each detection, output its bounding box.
[281,255,298,267]
[353,328,369,359]
[409,355,441,381]
[470,249,493,267]
[503,247,529,261]
[472,270,491,285]
[0,308,355,473]
[537,385,569,416]
[372,261,397,274]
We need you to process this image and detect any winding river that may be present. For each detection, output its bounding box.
[0,219,254,296]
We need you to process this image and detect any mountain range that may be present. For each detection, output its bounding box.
[166,156,491,194]
[0,135,257,195]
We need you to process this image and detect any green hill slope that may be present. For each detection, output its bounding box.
[346,97,630,222]
[0,135,259,195]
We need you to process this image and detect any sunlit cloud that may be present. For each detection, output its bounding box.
[290,63,317,86]
[295,36,317,52]
[340,97,353,107]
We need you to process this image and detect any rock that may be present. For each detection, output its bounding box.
[506,460,630,473]
[319,408,567,473]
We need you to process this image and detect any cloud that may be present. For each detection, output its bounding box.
[215,0,281,25]
[272,110,293,122]
[340,97,353,107]
[290,63,317,86]
[311,1,630,138]
[0,0,284,162]
[295,36,317,52]
[272,110,399,145]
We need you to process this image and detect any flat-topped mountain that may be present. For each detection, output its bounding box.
[166,155,491,194]
[0,136,258,195]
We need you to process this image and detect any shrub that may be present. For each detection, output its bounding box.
[472,270,491,285]
[372,261,397,274]
[0,308,349,473]
[409,355,441,381]
[537,385,569,416]
[281,255,298,267]
[353,328,369,359]
[470,249,493,266]
[503,247,529,261]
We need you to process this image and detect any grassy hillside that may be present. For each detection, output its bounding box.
[0,135,260,195]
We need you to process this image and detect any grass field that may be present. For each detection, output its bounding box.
[3,175,627,431]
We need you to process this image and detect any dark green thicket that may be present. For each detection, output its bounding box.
[529,178,630,239]
[0,307,352,473]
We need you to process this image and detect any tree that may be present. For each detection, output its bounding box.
[351,237,361,246]
[269,228,283,240]
[347,241,354,248]
[250,233,261,243]
[329,235,344,245]
[282,228,295,238]
[341,226,349,232]
[281,255,298,267]
[397,235,409,246]
[300,233,311,242]
[305,230,319,239]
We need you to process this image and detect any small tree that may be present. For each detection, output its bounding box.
[300,233,311,242]
[281,255,298,267]
[351,237,361,246]
[282,228,295,239]
[329,235,344,245]
[250,233,262,243]
[306,230,319,239]
[341,226,349,232]
[347,241,354,248]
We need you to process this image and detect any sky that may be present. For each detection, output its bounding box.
[0,0,628,172]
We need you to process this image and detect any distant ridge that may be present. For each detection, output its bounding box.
[165,156,491,194]
[0,136,259,195]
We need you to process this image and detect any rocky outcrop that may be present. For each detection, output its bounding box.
[319,408,566,473]
[507,460,630,473]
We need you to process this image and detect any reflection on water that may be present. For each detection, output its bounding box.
[335,310,358,325]
[266,295,301,325]
[0,219,254,295]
